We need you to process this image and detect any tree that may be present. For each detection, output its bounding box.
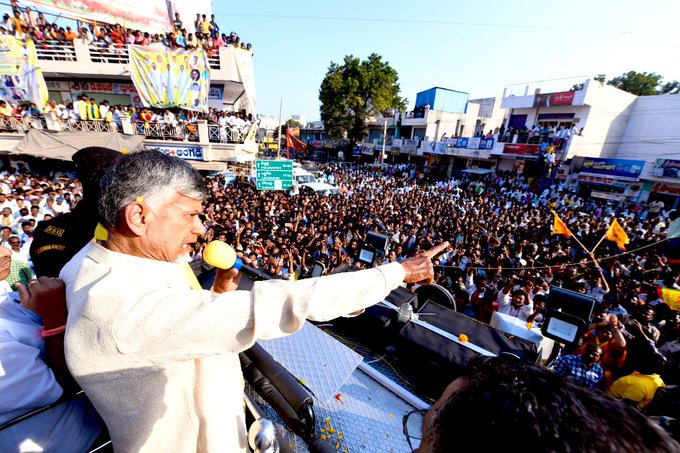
[273,118,303,140]
[319,53,405,145]
[661,81,680,94]
[607,71,663,96]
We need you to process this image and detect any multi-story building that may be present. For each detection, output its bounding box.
[1,39,257,170]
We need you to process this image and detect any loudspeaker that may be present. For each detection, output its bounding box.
[396,301,540,399]
[365,231,390,259]
[542,287,596,345]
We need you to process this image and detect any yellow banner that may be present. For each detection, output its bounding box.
[659,287,680,311]
[0,36,48,108]
[129,46,210,112]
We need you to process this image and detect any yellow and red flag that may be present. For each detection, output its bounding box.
[604,218,630,251]
[658,287,680,311]
[552,211,573,237]
[286,129,308,155]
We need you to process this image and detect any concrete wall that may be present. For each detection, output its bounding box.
[569,82,637,158]
[469,97,506,134]
[423,110,469,140]
[617,94,680,162]
[39,41,247,88]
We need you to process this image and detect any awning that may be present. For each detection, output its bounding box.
[462,168,494,175]
[9,129,144,161]
[189,161,229,171]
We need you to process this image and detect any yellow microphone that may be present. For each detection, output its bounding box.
[203,241,243,271]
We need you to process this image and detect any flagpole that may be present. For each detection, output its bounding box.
[590,234,608,254]
[276,97,283,159]
[551,210,590,255]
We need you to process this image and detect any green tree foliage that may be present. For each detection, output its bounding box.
[607,71,664,96]
[319,53,405,144]
[574,72,679,96]
[273,118,303,140]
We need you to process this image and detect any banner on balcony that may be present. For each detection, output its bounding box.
[129,45,210,112]
[0,36,48,109]
[20,0,174,35]
[234,47,257,114]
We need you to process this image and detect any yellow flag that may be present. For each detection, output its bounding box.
[552,212,573,237]
[658,287,680,311]
[605,218,630,250]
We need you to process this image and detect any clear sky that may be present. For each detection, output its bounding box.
[212,0,680,122]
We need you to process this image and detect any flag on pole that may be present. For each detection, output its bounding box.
[286,129,307,155]
[604,218,630,250]
[552,211,573,237]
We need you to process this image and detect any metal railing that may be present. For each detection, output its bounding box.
[88,43,130,64]
[207,124,246,143]
[34,42,77,61]
[134,121,198,142]
[62,119,117,132]
[34,40,225,69]
[208,55,221,70]
[0,115,46,132]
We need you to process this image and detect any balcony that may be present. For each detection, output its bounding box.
[35,40,245,84]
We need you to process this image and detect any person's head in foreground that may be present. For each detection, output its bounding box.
[418,354,679,452]
[98,150,206,262]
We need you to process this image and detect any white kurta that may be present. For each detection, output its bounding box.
[62,242,405,452]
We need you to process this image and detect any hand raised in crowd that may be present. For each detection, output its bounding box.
[401,241,450,285]
[17,277,67,329]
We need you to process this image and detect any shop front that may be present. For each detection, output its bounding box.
[572,157,645,201]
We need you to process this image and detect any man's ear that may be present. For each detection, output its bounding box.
[122,202,149,236]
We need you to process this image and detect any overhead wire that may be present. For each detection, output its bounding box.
[434,237,669,272]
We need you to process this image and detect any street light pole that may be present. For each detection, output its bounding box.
[276,98,283,159]
[381,116,387,164]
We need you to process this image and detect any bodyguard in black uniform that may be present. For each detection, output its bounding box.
[30,147,120,277]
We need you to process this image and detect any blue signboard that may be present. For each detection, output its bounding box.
[580,158,645,180]
[455,137,469,148]
[145,145,204,161]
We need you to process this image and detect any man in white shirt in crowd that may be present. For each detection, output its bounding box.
[0,246,102,452]
[62,150,446,453]
[496,276,534,321]
[52,197,70,215]
[0,192,13,212]
[98,100,109,121]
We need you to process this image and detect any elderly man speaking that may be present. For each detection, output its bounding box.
[62,150,446,453]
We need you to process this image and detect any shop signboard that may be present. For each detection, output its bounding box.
[652,182,680,196]
[533,90,576,107]
[650,158,680,179]
[503,143,540,156]
[580,158,644,181]
[70,81,138,95]
[145,145,204,161]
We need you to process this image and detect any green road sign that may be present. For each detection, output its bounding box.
[255,160,294,191]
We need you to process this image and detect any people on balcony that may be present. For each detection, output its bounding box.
[2,4,253,54]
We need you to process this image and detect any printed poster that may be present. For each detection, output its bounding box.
[129,45,210,112]
[20,0,172,34]
[0,36,48,108]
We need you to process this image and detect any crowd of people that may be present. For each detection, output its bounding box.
[195,163,679,411]
[1,2,252,55]
[0,152,677,448]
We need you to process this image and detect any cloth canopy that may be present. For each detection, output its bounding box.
[9,130,145,161]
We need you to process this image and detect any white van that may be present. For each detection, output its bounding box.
[292,162,316,184]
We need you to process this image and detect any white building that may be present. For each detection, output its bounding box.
[1,40,257,168]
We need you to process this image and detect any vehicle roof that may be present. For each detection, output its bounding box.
[301,182,339,190]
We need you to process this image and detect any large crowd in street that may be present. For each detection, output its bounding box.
[0,156,677,446]
[196,163,679,404]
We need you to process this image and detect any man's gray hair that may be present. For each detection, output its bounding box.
[99,150,206,229]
